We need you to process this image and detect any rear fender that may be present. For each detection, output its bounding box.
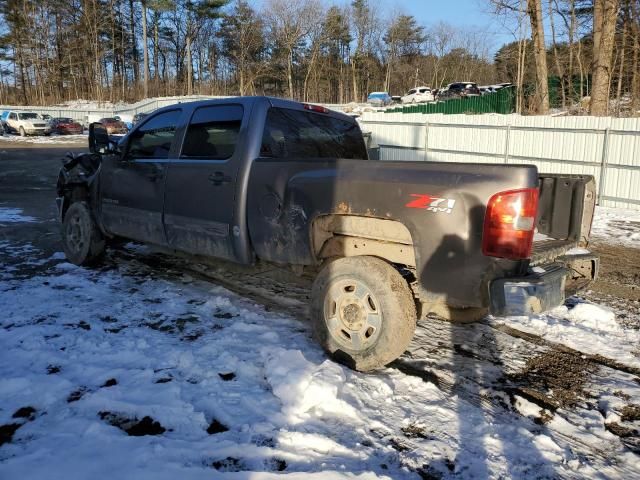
[312,215,416,267]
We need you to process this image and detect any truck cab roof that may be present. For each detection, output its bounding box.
[154,96,355,124]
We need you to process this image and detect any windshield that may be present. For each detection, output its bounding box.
[18,113,39,120]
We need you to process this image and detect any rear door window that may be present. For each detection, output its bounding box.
[181,105,243,160]
[127,109,181,159]
[261,108,367,160]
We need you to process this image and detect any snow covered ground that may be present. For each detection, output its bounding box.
[591,206,640,247]
[0,206,37,225]
[0,133,87,145]
[1,206,640,479]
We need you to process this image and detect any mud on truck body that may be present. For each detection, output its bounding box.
[56,96,599,371]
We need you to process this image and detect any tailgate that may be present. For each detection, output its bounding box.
[531,174,596,265]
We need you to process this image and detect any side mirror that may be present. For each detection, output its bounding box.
[89,122,112,154]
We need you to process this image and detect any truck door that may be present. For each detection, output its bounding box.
[163,104,244,260]
[99,108,182,245]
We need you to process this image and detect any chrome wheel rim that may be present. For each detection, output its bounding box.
[324,279,382,351]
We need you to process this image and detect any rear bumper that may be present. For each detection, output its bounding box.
[25,128,51,135]
[489,254,599,316]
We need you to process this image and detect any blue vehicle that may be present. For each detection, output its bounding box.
[0,111,10,134]
[367,92,393,107]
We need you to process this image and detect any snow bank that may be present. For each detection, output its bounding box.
[262,348,359,423]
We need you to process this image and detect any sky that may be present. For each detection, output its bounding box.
[384,0,516,49]
[250,0,519,56]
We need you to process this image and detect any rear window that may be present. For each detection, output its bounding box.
[181,105,243,160]
[260,108,367,160]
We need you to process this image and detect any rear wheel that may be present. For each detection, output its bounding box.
[61,201,105,266]
[311,256,417,371]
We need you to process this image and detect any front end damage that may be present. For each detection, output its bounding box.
[56,153,102,222]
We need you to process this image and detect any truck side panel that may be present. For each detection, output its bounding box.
[247,159,538,309]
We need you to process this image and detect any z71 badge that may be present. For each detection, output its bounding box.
[406,194,456,214]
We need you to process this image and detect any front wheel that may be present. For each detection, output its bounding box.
[19,126,25,137]
[61,201,106,266]
[311,256,417,371]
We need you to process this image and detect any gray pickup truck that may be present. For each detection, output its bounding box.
[56,96,598,371]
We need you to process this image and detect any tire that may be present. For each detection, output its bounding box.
[311,256,417,371]
[61,201,106,266]
[19,126,25,137]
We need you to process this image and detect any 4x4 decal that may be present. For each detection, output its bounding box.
[406,194,456,214]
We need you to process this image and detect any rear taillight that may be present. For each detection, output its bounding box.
[482,188,539,260]
[303,104,329,114]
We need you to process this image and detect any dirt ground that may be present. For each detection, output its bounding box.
[585,242,640,327]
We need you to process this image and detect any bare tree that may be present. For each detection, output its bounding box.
[590,0,620,115]
[526,0,550,112]
[264,0,322,99]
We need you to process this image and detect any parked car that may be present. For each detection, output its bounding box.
[367,92,393,107]
[0,110,9,132]
[114,115,134,131]
[4,111,51,136]
[132,112,149,126]
[479,86,498,95]
[0,111,8,134]
[401,86,434,104]
[56,97,599,372]
[438,82,481,100]
[50,117,84,135]
[98,117,128,135]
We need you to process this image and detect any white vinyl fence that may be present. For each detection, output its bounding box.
[359,112,640,210]
[0,97,348,125]
[0,95,225,124]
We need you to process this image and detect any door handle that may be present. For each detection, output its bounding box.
[208,172,231,186]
